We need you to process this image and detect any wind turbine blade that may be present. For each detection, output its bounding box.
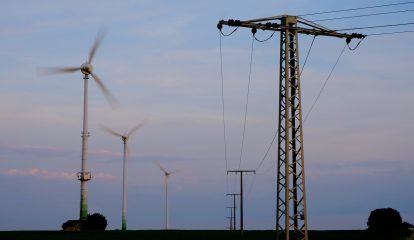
[37,67,81,76]
[169,169,180,175]
[91,73,119,108]
[155,162,168,174]
[127,121,146,137]
[88,28,107,63]
[100,125,123,137]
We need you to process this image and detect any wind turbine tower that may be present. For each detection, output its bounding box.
[103,123,144,231]
[156,162,178,230]
[42,29,117,220]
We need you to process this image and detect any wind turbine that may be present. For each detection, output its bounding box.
[40,29,117,220]
[155,162,178,230]
[102,123,144,231]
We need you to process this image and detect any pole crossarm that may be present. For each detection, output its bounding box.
[227,170,256,238]
[217,15,366,41]
[227,170,256,174]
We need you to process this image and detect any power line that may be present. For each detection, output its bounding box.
[300,1,414,17]
[256,132,277,171]
[312,9,414,22]
[219,26,239,36]
[304,43,347,123]
[238,35,255,169]
[219,33,228,173]
[300,36,316,76]
[368,30,414,36]
[219,33,231,201]
[253,31,276,42]
[336,22,414,31]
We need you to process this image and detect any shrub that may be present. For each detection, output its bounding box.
[83,213,108,230]
[62,212,107,231]
[367,208,412,237]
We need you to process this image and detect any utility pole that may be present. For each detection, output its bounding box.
[227,216,233,230]
[227,207,234,230]
[226,193,240,230]
[218,16,364,240]
[227,170,256,239]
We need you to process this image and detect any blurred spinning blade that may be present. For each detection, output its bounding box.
[101,125,123,137]
[38,27,118,108]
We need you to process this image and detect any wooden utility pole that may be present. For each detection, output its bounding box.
[227,170,256,239]
[226,193,240,230]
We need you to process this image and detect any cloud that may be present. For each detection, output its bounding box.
[1,168,117,181]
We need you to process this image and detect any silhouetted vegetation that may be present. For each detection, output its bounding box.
[61,212,107,231]
[83,213,108,230]
[367,208,413,238]
[61,220,84,231]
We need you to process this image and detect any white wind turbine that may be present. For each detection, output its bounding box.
[102,123,145,231]
[155,162,178,230]
[40,29,117,220]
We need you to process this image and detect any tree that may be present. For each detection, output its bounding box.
[367,208,411,236]
[83,213,108,230]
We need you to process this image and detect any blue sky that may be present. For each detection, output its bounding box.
[0,0,413,230]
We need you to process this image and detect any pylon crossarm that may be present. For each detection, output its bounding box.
[243,15,285,23]
[297,17,333,32]
[218,17,366,40]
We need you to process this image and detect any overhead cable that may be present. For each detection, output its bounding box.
[238,35,255,169]
[304,43,347,123]
[300,1,414,17]
[253,30,277,42]
[368,30,414,36]
[312,9,414,22]
[336,22,414,31]
[219,33,229,174]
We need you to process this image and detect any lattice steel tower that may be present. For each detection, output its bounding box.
[218,15,364,240]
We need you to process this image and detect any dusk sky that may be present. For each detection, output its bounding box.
[0,0,413,231]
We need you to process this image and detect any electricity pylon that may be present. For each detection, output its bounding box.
[218,15,365,240]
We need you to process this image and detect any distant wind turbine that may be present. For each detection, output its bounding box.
[40,28,117,220]
[155,162,178,230]
[102,122,145,231]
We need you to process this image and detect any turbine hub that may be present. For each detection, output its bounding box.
[81,62,93,75]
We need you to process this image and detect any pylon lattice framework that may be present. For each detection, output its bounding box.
[276,16,307,240]
[218,15,365,240]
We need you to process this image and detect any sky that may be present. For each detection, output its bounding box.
[0,0,413,231]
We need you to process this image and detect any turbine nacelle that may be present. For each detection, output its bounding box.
[101,122,145,144]
[39,28,118,108]
[81,62,93,75]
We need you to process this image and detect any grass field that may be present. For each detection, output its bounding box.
[0,230,412,240]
